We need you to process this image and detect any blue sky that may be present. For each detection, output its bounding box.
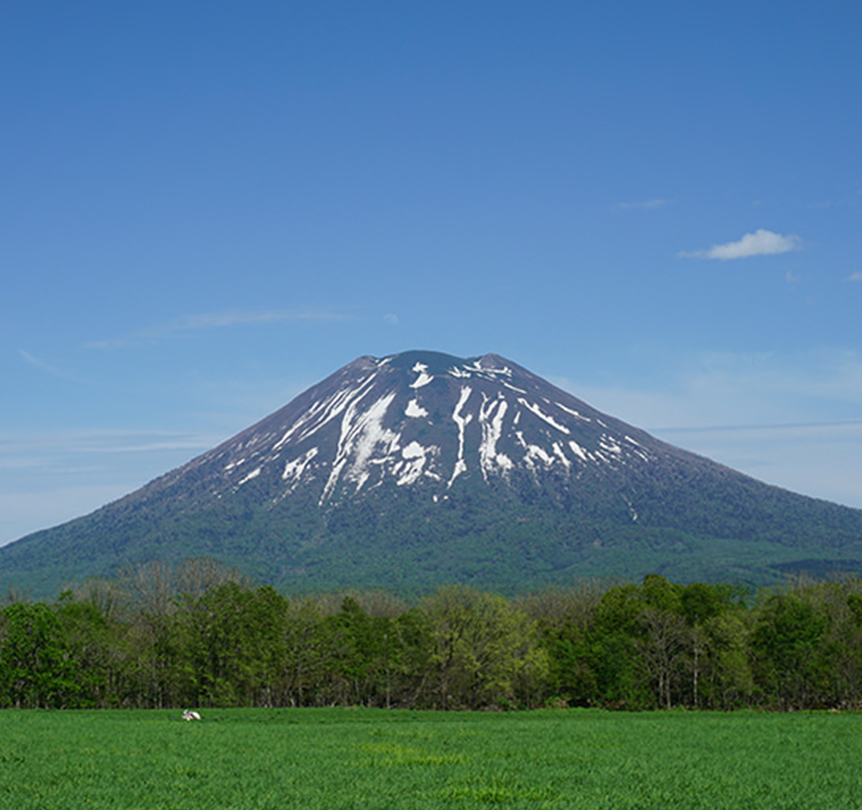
[2,1,862,545]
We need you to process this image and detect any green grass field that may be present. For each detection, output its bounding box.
[0,708,860,809]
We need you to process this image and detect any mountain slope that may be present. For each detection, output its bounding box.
[4,350,862,596]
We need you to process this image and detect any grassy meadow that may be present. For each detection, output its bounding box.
[0,708,860,809]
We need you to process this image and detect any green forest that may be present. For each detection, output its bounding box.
[2,558,861,712]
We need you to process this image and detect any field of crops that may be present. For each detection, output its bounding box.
[0,708,860,809]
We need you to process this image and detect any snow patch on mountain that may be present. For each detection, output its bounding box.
[394,441,439,486]
[552,442,571,468]
[448,358,513,382]
[556,402,591,422]
[517,399,571,434]
[282,447,319,488]
[410,362,434,389]
[322,390,400,501]
[478,395,513,480]
[238,467,261,485]
[275,371,379,450]
[569,440,589,461]
[448,386,473,487]
[524,443,554,469]
[405,399,429,418]
[599,436,623,455]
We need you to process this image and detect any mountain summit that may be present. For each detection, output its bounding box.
[177,350,666,508]
[4,350,862,595]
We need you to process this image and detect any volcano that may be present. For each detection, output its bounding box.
[4,350,862,596]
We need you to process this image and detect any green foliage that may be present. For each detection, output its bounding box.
[419,586,548,709]
[2,562,862,712]
[0,602,81,708]
[752,592,829,708]
[172,583,289,707]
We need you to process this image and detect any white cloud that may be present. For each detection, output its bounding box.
[846,272,862,282]
[88,309,346,349]
[679,229,802,260]
[383,313,399,326]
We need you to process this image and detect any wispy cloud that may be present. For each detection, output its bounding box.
[652,419,862,509]
[785,270,801,288]
[19,350,83,382]
[88,309,346,349]
[0,486,134,547]
[617,198,673,211]
[555,348,862,434]
[0,429,218,460]
[846,272,862,282]
[0,428,225,545]
[679,229,802,260]
[552,349,862,507]
[807,191,861,210]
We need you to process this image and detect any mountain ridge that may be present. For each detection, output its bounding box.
[3,350,862,597]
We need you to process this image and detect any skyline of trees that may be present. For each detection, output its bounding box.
[1,559,861,711]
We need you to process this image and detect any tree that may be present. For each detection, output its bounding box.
[420,586,548,709]
[700,608,754,708]
[277,598,326,707]
[752,594,826,709]
[173,583,288,707]
[0,603,80,708]
[678,582,742,708]
[637,606,687,709]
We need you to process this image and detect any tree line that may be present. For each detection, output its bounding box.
[1,559,861,711]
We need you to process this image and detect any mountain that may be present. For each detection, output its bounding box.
[4,350,862,597]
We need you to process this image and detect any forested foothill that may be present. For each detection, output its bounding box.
[1,558,861,712]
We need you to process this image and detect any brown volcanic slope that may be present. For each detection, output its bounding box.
[3,350,862,596]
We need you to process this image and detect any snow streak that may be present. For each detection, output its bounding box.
[448,386,473,487]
